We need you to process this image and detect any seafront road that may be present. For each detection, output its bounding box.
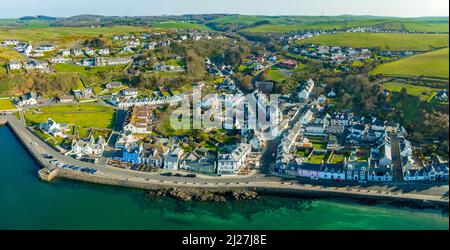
[1,114,448,206]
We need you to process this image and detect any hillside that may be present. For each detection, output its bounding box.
[372,48,449,79]
[298,33,449,51]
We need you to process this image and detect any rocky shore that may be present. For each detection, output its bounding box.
[145,188,258,202]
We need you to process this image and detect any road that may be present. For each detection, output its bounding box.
[390,134,404,182]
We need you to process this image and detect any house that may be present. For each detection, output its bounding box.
[123,106,154,134]
[98,48,110,55]
[38,44,55,52]
[327,90,336,97]
[180,152,217,175]
[300,109,314,125]
[425,163,449,181]
[306,122,326,135]
[85,48,96,56]
[71,136,106,156]
[297,162,321,180]
[375,137,393,167]
[50,56,69,64]
[120,89,138,98]
[58,95,75,103]
[368,166,393,182]
[279,59,297,69]
[72,88,93,99]
[217,143,251,175]
[371,119,386,131]
[331,112,353,126]
[122,143,143,164]
[21,92,38,106]
[298,79,314,101]
[434,91,449,102]
[71,48,83,57]
[95,57,132,66]
[106,81,122,89]
[403,167,428,181]
[8,60,22,70]
[60,49,71,57]
[164,146,184,170]
[398,137,413,157]
[320,163,345,181]
[24,61,48,70]
[39,118,69,138]
[141,145,168,168]
[345,160,368,183]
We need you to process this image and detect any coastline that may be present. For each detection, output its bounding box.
[41,167,449,211]
[1,116,448,211]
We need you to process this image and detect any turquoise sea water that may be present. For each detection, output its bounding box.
[0,126,448,230]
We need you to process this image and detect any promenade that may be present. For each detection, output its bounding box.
[1,114,449,209]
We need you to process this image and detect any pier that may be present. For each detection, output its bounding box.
[1,114,448,209]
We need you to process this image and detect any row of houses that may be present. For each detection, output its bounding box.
[8,60,49,71]
[108,93,186,108]
[112,131,252,175]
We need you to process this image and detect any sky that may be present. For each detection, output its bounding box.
[0,0,448,18]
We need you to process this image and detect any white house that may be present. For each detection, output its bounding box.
[298,79,315,101]
[71,136,106,156]
[8,60,22,70]
[217,143,251,175]
[98,48,110,55]
[39,118,69,138]
[21,92,38,106]
[300,109,314,125]
[164,146,184,170]
[319,164,345,181]
[367,166,393,182]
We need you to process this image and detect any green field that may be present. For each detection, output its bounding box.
[299,33,449,51]
[382,81,445,102]
[372,48,449,79]
[151,21,210,30]
[264,69,288,82]
[24,103,115,129]
[0,26,154,47]
[0,99,16,110]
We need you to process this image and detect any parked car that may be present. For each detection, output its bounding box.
[42,153,53,159]
[185,174,197,178]
[160,172,173,177]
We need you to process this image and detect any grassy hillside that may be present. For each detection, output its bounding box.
[151,21,210,30]
[0,26,154,47]
[381,81,446,102]
[0,47,25,63]
[298,33,449,51]
[372,48,449,79]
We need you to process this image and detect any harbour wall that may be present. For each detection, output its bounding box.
[46,167,449,210]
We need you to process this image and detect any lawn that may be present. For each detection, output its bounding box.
[381,81,445,102]
[24,103,115,129]
[0,26,154,47]
[298,33,449,51]
[0,99,16,110]
[371,48,449,79]
[328,153,346,164]
[264,69,289,82]
[307,154,326,164]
